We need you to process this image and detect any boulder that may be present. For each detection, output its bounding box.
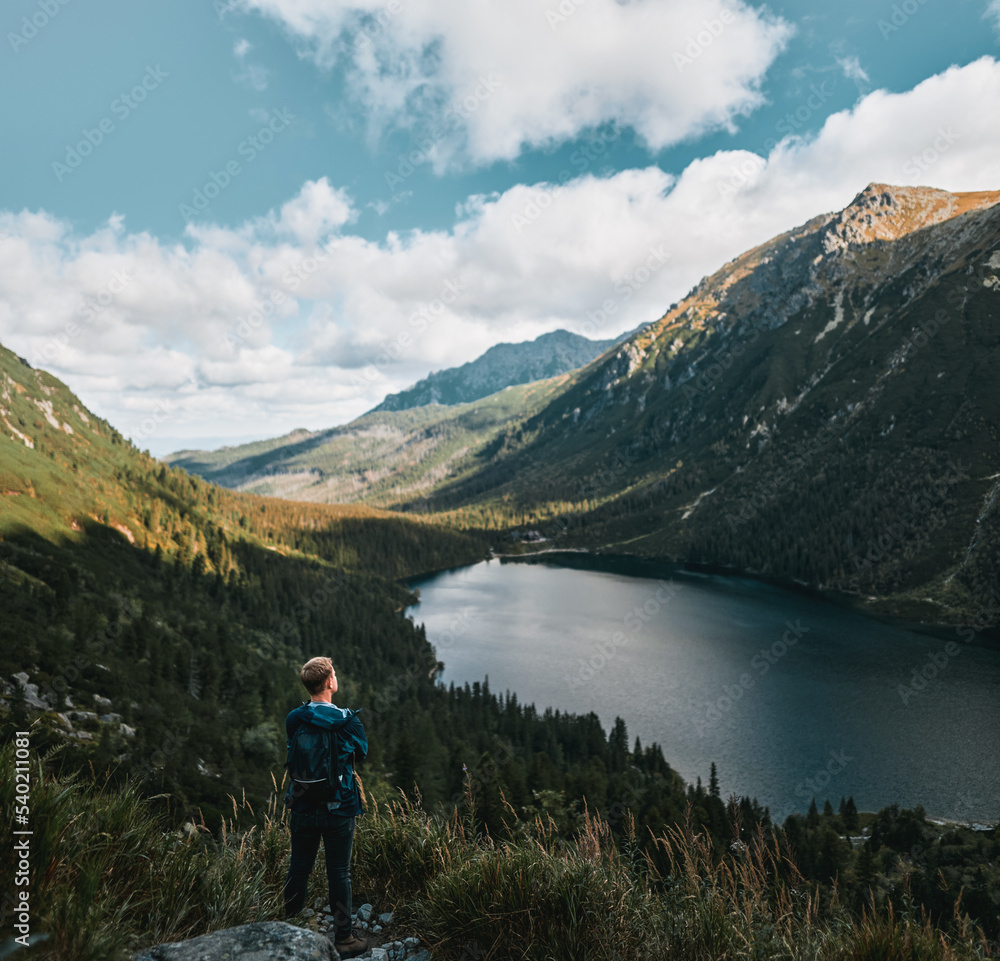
[132,921,333,961]
[11,672,51,710]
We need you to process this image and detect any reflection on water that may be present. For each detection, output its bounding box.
[410,558,1000,822]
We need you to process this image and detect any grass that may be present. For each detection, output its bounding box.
[2,741,995,961]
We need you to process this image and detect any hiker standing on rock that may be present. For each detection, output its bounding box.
[283,656,369,959]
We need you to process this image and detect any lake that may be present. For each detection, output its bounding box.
[409,557,1000,823]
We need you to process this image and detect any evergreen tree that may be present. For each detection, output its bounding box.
[844,796,859,831]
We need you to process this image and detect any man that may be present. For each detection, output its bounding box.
[283,656,368,959]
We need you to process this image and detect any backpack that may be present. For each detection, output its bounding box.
[286,710,342,806]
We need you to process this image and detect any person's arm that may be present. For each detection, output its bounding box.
[349,714,368,763]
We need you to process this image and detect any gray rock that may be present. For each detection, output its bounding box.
[100,712,123,723]
[93,694,113,710]
[384,942,406,961]
[402,937,421,950]
[408,950,432,961]
[378,913,393,925]
[368,950,388,961]
[373,925,383,934]
[132,921,333,960]
[356,903,373,923]
[68,710,98,722]
[11,672,51,710]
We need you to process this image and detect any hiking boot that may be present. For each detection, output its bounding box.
[333,929,368,958]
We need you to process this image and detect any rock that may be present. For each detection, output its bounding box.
[369,950,388,961]
[356,903,373,923]
[373,924,383,933]
[378,913,393,925]
[11,672,51,710]
[403,937,421,951]
[93,694,113,710]
[121,724,136,738]
[68,710,98,723]
[408,950,433,961]
[302,909,315,919]
[100,713,123,723]
[132,921,333,960]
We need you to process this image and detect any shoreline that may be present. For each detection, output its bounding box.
[493,548,1000,649]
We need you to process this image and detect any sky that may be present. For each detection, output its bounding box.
[1,0,999,456]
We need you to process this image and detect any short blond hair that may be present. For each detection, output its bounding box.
[300,656,333,695]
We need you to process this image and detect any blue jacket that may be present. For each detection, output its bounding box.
[284,701,368,816]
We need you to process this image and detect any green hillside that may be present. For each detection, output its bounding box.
[167,375,575,507]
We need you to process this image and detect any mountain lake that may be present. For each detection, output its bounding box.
[409,556,1000,823]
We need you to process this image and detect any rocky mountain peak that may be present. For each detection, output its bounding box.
[822,183,1000,253]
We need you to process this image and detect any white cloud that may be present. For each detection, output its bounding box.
[239,0,794,167]
[838,55,869,86]
[986,0,1000,34]
[4,59,1000,452]
[232,36,268,90]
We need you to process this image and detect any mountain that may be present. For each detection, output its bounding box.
[166,376,571,506]
[371,327,625,412]
[406,183,1000,622]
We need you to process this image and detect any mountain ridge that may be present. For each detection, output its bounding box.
[371,327,629,413]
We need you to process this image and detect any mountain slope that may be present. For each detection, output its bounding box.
[167,375,574,506]
[371,327,623,412]
[404,184,1000,622]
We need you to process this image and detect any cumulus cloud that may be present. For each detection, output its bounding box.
[238,0,794,167]
[3,59,1000,452]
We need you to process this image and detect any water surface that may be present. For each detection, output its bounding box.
[410,558,1000,822]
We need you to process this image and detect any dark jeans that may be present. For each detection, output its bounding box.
[283,809,355,938]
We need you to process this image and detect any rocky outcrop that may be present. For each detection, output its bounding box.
[131,918,435,961]
[132,922,333,960]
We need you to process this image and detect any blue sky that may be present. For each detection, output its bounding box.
[1,0,999,454]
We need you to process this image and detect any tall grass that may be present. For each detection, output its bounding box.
[0,742,291,961]
[3,742,995,961]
